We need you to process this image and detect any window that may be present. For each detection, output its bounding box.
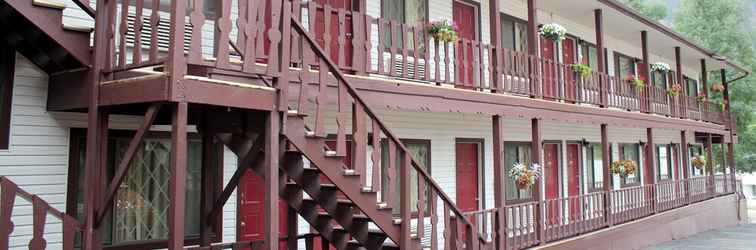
[504,142,532,201]
[579,42,599,71]
[651,71,668,89]
[614,53,636,78]
[500,15,528,52]
[380,139,430,215]
[68,129,218,246]
[656,144,672,180]
[0,40,13,150]
[685,76,699,96]
[381,0,428,49]
[586,143,607,192]
[619,143,641,186]
[689,144,704,176]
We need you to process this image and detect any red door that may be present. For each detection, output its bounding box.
[543,143,560,225]
[566,143,581,220]
[562,38,577,102]
[239,170,288,250]
[314,0,355,69]
[456,143,479,212]
[453,1,477,89]
[540,37,557,99]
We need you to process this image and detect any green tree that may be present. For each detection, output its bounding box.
[675,0,756,172]
[619,0,668,21]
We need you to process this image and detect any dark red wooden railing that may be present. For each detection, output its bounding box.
[0,177,83,250]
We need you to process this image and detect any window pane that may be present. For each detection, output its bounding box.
[686,78,698,96]
[658,145,669,180]
[500,18,515,50]
[505,143,532,200]
[515,22,528,52]
[381,140,430,214]
[591,144,604,190]
[617,55,635,77]
[621,144,640,184]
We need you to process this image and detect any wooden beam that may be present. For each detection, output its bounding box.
[527,0,538,57]
[492,115,506,249]
[601,124,612,225]
[264,111,280,250]
[701,59,709,99]
[676,47,685,117]
[532,118,545,244]
[645,128,656,213]
[168,101,188,250]
[641,31,651,113]
[489,0,502,92]
[706,133,714,195]
[199,127,214,246]
[680,130,690,204]
[95,103,162,226]
[595,9,605,74]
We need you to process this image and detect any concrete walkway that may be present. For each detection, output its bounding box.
[646,223,756,250]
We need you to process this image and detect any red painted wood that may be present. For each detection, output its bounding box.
[453,1,476,88]
[567,143,581,220]
[238,169,288,250]
[313,0,355,70]
[544,143,560,225]
[540,37,557,99]
[563,38,577,102]
[456,143,479,212]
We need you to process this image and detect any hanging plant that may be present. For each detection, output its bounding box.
[538,23,566,41]
[692,155,707,170]
[427,20,459,43]
[571,64,593,77]
[719,100,728,111]
[509,162,542,189]
[650,62,671,72]
[611,160,638,177]
[696,93,707,104]
[667,84,683,97]
[627,75,645,91]
[711,83,725,93]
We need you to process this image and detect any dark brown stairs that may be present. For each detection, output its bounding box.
[217,115,404,250]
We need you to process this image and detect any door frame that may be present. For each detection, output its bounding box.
[452,0,481,41]
[565,140,584,196]
[455,138,485,211]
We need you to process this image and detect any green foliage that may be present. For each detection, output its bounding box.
[674,0,756,172]
[571,64,593,77]
[619,0,669,21]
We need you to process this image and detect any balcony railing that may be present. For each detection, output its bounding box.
[462,174,739,250]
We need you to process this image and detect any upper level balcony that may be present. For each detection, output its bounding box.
[85,0,744,130]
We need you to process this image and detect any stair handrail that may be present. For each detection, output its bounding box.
[73,0,96,18]
[0,176,82,249]
[289,14,479,233]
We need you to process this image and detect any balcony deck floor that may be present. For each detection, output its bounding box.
[646,223,756,250]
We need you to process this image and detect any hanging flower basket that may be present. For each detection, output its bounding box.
[427,20,459,43]
[650,62,671,72]
[611,160,638,177]
[509,163,542,189]
[627,75,645,91]
[538,23,566,41]
[667,84,683,97]
[692,155,707,170]
[571,64,593,78]
[696,93,706,104]
[711,83,725,93]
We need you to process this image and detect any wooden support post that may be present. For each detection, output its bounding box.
[706,133,714,196]
[645,128,656,213]
[489,0,502,92]
[595,9,607,107]
[641,31,651,113]
[168,102,188,250]
[601,124,612,225]
[400,151,412,249]
[287,207,298,250]
[701,60,709,120]
[680,130,690,204]
[167,0,187,81]
[265,111,281,250]
[531,118,545,244]
[675,47,684,118]
[200,128,215,246]
[527,0,539,98]
[492,115,506,250]
[728,141,736,191]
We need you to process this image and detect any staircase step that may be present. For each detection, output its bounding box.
[305,131,325,138]
[33,0,66,10]
[287,110,308,117]
[62,24,94,33]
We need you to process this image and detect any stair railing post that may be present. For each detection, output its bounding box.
[166,0,187,90]
[400,150,413,249]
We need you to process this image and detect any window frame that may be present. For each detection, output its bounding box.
[376,137,432,216]
[0,40,14,150]
[586,143,609,193]
[688,144,704,176]
[655,144,674,181]
[504,141,535,204]
[685,76,699,97]
[499,13,529,52]
[65,128,224,249]
[619,143,642,187]
[380,0,430,52]
[614,52,637,79]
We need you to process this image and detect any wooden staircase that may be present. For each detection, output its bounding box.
[0,0,93,73]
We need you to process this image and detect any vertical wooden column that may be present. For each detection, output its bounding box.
[82,0,113,247]
[700,59,709,119]
[168,102,188,250]
[722,69,731,124]
[641,31,651,113]
[489,0,502,92]
[531,118,545,244]
[492,115,506,250]
[728,141,736,191]
[166,0,187,82]
[287,207,298,250]
[93,108,109,250]
[645,128,656,212]
[527,0,539,98]
[724,66,736,191]
[199,127,215,246]
[600,124,611,225]
[705,133,714,195]
[680,130,690,203]
[675,47,684,118]
[265,111,281,250]
[595,9,607,107]
[399,150,412,249]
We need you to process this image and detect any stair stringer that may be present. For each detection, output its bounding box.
[284,116,402,245]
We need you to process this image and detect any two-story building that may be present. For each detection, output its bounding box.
[0,0,748,249]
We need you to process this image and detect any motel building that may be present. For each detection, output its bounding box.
[0,0,749,249]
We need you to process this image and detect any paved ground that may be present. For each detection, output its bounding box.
[646,223,756,250]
